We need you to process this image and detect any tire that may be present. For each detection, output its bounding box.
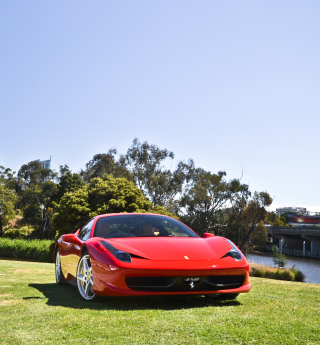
[55,248,66,285]
[76,252,96,301]
[205,293,239,300]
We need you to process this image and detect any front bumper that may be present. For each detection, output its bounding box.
[91,259,251,296]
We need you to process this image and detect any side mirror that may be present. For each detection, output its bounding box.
[203,232,215,238]
[62,233,80,244]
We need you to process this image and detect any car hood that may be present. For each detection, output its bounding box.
[105,237,232,261]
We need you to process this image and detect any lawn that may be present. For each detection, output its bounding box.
[0,259,319,345]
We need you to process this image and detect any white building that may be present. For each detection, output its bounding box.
[276,206,307,217]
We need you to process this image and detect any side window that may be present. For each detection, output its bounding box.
[78,219,95,241]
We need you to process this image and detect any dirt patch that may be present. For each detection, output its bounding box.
[15,269,48,274]
[0,294,11,297]
[0,300,14,306]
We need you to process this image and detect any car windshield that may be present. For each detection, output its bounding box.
[93,214,199,239]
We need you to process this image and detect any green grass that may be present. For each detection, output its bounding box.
[0,259,319,345]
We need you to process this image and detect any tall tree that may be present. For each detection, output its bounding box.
[80,150,131,183]
[227,179,251,245]
[125,138,185,207]
[0,166,18,236]
[53,174,152,237]
[15,161,57,236]
[53,173,178,237]
[55,165,84,202]
[180,168,229,235]
[226,191,272,249]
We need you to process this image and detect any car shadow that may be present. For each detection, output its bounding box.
[25,283,242,310]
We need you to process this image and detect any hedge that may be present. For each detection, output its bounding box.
[0,238,55,263]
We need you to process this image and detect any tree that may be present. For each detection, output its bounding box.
[180,168,229,235]
[55,165,84,202]
[0,166,18,236]
[53,174,153,237]
[272,245,287,268]
[227,179,251,245]
[266,211,277,225]
[125,138,185,207]
[273,218,285,227]
[0,184,17,235]
[15,161,58,237]
[80,150,131,183]
[239,192,272,249]
[225,191,272,249]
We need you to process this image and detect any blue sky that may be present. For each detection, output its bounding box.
[1,1,320,211]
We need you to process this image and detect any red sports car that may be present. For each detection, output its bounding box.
[55,213,251,301]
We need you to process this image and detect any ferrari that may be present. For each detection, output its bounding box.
[55,213,251,301]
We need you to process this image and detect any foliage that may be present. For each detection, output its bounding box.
[3,225,36,239]
[273,218,285,227]
[225,191,272,249]
[272,245,288,268]
[55,165,84,201]
[293,269,306,282]
[266,211,277,224]
[0,166,18,228]
[80,150,132,183]
[53,174,153,237]
[251,265,305,282]
[250,221,268,246]
[252,268,265,277]
[147,205,178,219]
[180,167,229,235]
[227,179,251,245]
[12,161,58,237]
[0,183,17,226]
[0,238,54,262]
[1,138,274,247]
[125,138,185,207]
[251,268,291,281]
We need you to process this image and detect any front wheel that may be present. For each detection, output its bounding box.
[55,248,66,285]
[205,293,239,300]
[77,253,96,301]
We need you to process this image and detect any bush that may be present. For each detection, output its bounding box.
[252,269,265,277]
[0,238,55,263]
[3,225,36,239]
[279,270,294,281]
[264,271,275,279]
[293,269,306,282]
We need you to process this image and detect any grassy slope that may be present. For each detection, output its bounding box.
[0,259,319,345]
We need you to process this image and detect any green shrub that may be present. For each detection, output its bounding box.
[252,269,265,277]
[251,267,304,282]
[3,225,36,239]
[292,269,306,282]
[279,270,294,281]
[0,238,55,263]
[264,271,275,279]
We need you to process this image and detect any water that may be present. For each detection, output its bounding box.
[246,253,320,284]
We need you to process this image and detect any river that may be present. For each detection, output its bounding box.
[246,253,320,284]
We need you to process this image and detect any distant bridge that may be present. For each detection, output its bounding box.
[266,226,320,259]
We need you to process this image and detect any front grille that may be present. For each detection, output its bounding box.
[125,275,245,292]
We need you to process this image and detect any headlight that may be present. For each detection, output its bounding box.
[100,241,132,263]
[221,240,243,261]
